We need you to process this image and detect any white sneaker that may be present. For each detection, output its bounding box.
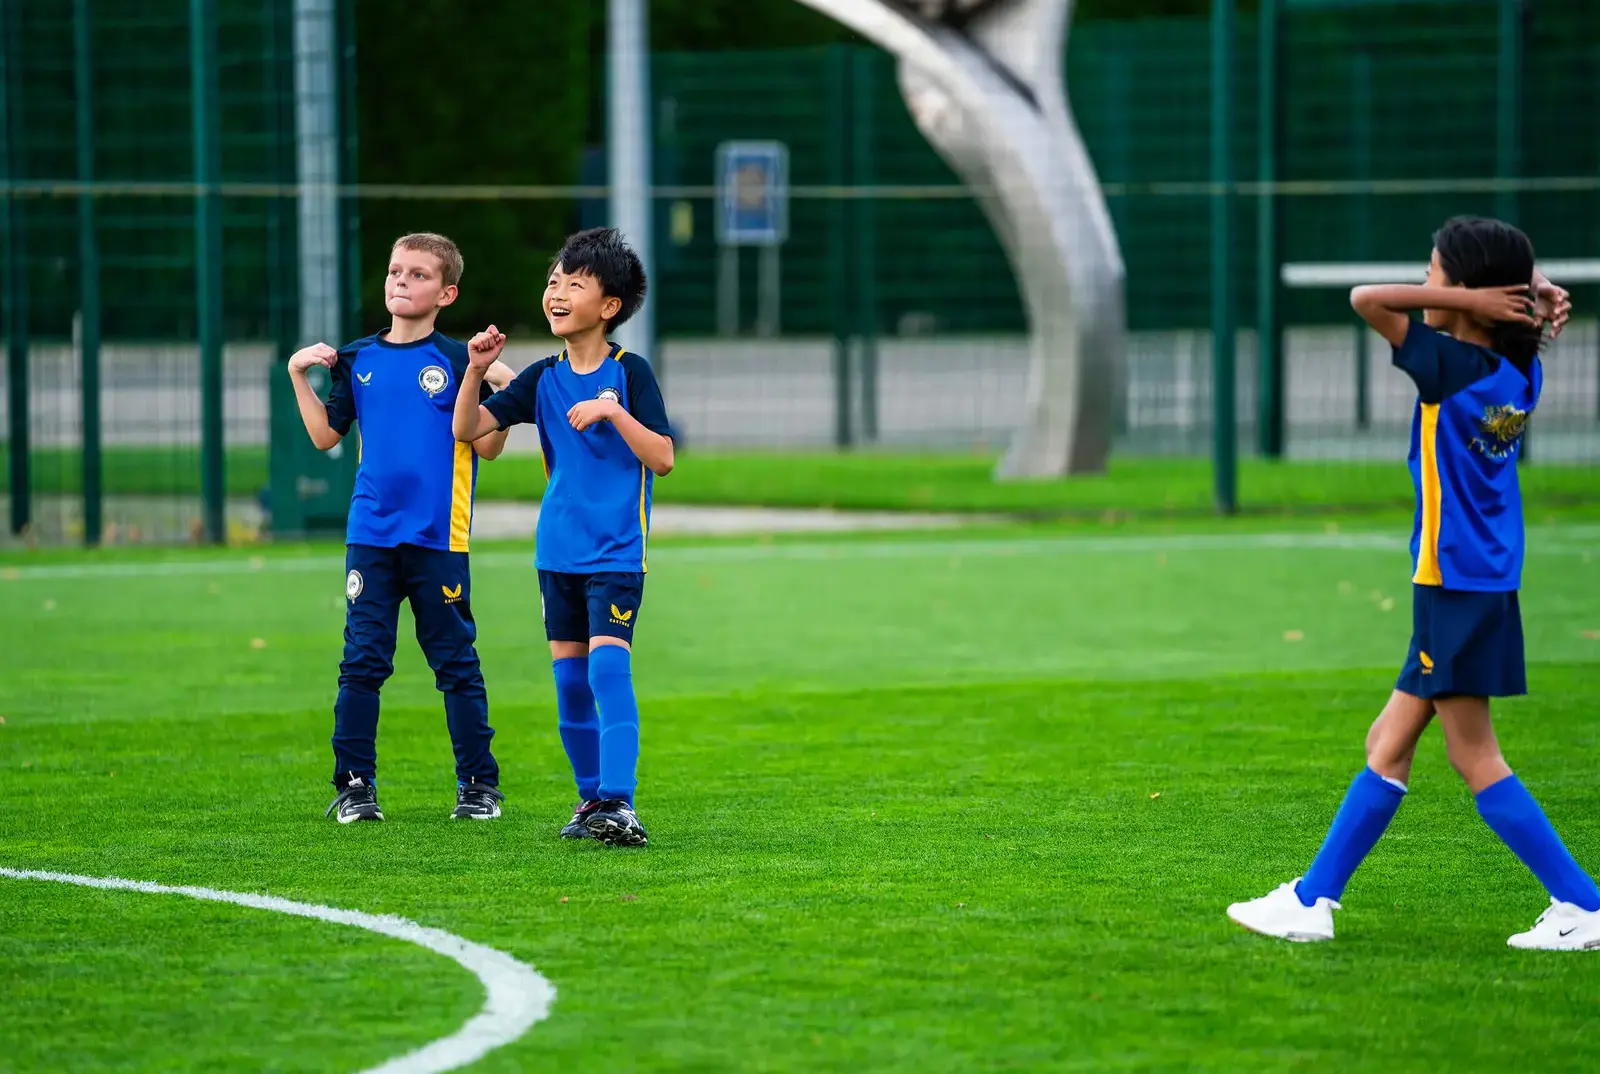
[1507,898,1600,951]
[1227,878,1338,942]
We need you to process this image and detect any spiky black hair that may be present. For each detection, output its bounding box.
[549,227,648,331]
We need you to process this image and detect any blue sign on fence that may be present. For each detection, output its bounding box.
[715,141,789,247]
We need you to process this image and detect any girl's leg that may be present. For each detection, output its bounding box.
[1295,691,1434,905]
[1439,697,1600,912]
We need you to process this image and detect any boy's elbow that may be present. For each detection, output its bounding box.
[314,430,342,451]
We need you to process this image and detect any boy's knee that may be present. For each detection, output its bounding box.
[587,644,632,687]
[433,659,484,695]
[338,660,391,693]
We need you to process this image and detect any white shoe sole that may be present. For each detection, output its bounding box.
[1227,909,1332,943]
[449,809,501,820]
[1508,937,1600,951]
[336,811,383,824]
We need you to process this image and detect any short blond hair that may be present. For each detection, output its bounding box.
[391,232,464,286]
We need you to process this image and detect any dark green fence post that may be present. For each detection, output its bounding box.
[1352,50,1372,430]
[1211,0,1237,514]
[190,0,225,543]
[1255,0,1284,459]
[1,0,28,538]
[74,0,103,545]
[1494,0,1523,225]
[852,48,879,444]
[264,0,293,540]
[827,45,853,449]
[339,0,362,341]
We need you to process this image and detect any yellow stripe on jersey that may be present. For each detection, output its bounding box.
[638,463,649,573]
[1413,403,1443,586]
[448,439,473,553]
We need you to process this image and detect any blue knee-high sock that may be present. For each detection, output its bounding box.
[1297,767,1408,906]
[1476,774,1600,911]
[587,646,640,805]
[552,658,600,801]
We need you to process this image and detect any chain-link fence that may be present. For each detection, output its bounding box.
[5,3,1597,546]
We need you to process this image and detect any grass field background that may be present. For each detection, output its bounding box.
[9,445,1600,516]
[3,522,1600,1072]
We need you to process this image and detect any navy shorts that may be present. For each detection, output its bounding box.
[538,570,645,643]
[1395,584,1525,699]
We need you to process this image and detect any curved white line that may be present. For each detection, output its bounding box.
[0,867,555,1074]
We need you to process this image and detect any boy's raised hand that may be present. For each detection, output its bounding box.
[1466,285,1539,327]
[468,325,507,371]
[1534,279,1571,337]
[288,342,337,373]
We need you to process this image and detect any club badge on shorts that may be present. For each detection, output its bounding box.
[418,365,449,396]
[346,569,364,601]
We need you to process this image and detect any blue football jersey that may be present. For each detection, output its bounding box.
[1393,320,1541,592]
[324,330,492,552]
[483,343,671,573]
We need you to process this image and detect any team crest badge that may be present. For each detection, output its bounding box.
[597,386,621,404]
[346,569,364,601]
[418,365,449,396]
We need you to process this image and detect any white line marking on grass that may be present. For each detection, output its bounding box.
[3,525,1595,581]
[0,867,554,1074]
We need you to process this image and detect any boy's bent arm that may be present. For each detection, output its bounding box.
[452,365,502,442]
[290,369,342,449]
[472,429,510,460]
[287,344,347,450]
[471,360,518,455]
[459,354,546,442]
[609,408,674,476]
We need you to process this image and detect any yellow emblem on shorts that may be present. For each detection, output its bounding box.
[609,603,634,625]
[442,583,462,604]
[1419,651,1434,674]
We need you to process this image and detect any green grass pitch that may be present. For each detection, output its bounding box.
[3,522,1599,1071]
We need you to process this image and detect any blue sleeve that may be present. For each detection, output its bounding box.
[484,357,552,430]
[439,336,494,403]
[620,352,672,436]
[1391,320,1494,404]
[324,343,361,435]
